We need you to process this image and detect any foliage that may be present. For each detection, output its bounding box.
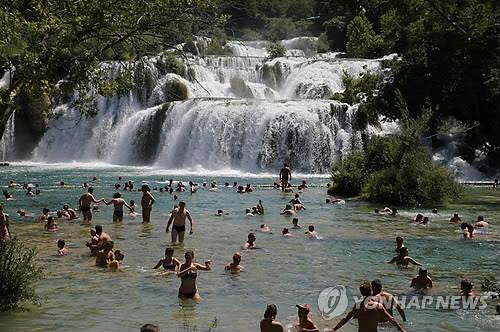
[157,53,186,77]
[346,12,384,58]
[330,91,463,206]
[265,17,297,41]
[266,42,287,59]
[0,0,223,139]
[204,39,232,56]
[333,71,384,105]
[0,240,44,311]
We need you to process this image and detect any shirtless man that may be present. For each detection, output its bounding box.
[79,187,104,222]
[475,216,489,228]
[388,247,422,267]
[141,185,155,223]
[450,213,462,223]
[279,163,292,192]
[94,225,112,250]
[460,279,475,297]
[165,201,193,243]
[260,304,284,332]
[371,280,406,322]
[224,252,244,273]
[330,282,406,332]
[96,240,114,267]
[296,304,319,332]
[411,268,433,291]
[280,204,296,216]
[63,204,78,220]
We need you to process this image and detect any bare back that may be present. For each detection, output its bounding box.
[260,319,284,332]
[353,302,386,332]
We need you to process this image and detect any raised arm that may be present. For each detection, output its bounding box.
[194,262,211,271]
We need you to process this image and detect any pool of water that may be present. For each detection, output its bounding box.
[0,164,499,332]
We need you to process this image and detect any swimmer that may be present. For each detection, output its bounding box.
[460,279,475,297]
[413,213,424,224]
[421,217,429,225]
[244,233,257,249]
[395,236,405,253]
[245,208,254,216]
[257,200,264,215]
[282,228,291,237]
[237,185,245,193]
[233,182,238,187]
[389,207,398,216]
[252,206,260,215]
[461,222,474,238]
[215,209,224,216]
[96,240,114,267]
[16,209,29,217]
[166,201,194,243]
[177,250,211,303]
[209,183,219,192]
[45,217,59,231]
[224,252,244,273]
[411,268,433,290]
[3,190,13,200]
[292,218,301,229]
[294,203,306,211]
[371,279,406,322]
[57,209,70,220]
[8,180,18,188]
[63,204,78,220]
[110,249,124,272]
[244,184,253,193]
[260,304,284,332]
[39,207,50,223]
[153,247,180,272]
[79,187,104,222]
[190,181,198,194]
[259,224,271,233]
[388,247,422,267]
[57,239,68,256]
[94,225,112,249]
[280,204,296,216]
[104,192,132,222]
[450,213,462,223]
[224,182,229,187]
[279,163,292,192]
[289,194,302,205]
[86,229,100,255]
[0,204,11,240]
[141,185,155,223]
[305,225,318,239]
[296,304,319,332]
[329,282,406,332]
[26,187,34,195]
[432,208,439,214]
[475,216,489,228]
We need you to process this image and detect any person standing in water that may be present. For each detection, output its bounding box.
[260,304,284,332]
[0,205,11,240]
[153,247,180,272]
[177,250,211,303]
[166,201,194,243]
[279,163,292,192]
[371,279,406,322]
[104,193,132,222]
[141,185,155,223]
[79,187,104,222]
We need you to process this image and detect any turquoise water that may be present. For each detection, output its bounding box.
[0,164,499,332]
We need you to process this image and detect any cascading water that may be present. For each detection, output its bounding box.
[29,38,386,173]
[0,111,15,161]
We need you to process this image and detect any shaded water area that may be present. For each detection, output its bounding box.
[0,164,499,331]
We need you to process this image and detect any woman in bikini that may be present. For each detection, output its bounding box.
[141,185,155,223]
[153,247,180,272]
[104,192,132,222]
[0,205,11,240]
[177,250,211,303]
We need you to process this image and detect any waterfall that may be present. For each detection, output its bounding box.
[0,111,15,161]
[28,38,388,173]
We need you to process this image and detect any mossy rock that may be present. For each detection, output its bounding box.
[230,77,254,98]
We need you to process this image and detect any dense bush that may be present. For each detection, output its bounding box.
[266,42,287,59]
[157,52,186,76]
[330,92,463,206]
[0,240,44,311]
[346,13,384,58]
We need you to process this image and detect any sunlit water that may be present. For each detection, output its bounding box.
[0,164,499,332]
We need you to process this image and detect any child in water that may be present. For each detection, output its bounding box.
[57,239,68,256]
[45,217,59,231]
[109,249,124,272]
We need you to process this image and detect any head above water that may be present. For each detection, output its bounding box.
[460,279,473,292]
[308,225,315,232]
[371,279,382,293]
[113,192,121,198]
[248,233,256,241]
[43,207,50,214]
[233,252,241,263]
[282,228,289,235]
[264,304,278,319]
[418,267,428,276]
[165,247,174,256]
[184,250,194,260]
[141,184,150,192]
[57,239,65,248]
[477,215,484,221]
[140,323,160,332]
[359,281,372,296]
[292,218,299,225]
[95,225,103,235]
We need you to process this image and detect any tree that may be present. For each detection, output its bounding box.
[0,0,224,141]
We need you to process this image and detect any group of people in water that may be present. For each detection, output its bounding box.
[1,163,498,332]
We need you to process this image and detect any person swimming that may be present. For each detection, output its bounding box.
[215,209,224,216]
[280,204,296,216]
[305,225,318,239]
[282,228,291,237]
[244,233,257,249]
[57,239,68,256]
[259,224,271,233]
[292,218,301,229]
[96,240,114,267]
[177,250,211,303]
[475,216,489,228]
[450,213,462,223]
[411,267,433,290]
[224,252,244,273]
[388,247,422,267]
[110,250,124,272]
[153,247,180,272]
[395,236,405,253]
[45,217,59,231]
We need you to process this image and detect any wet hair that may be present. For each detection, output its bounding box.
[130,200,135,205]
[308,225,315,232]
[461,279,473,292]
[264,304,278,319]
[95,225,103,234]
[260,224,265,228]
[292,218,298,224]
[282,228,289,234]
[141,184,150,192]
[113,192,121,198]
[374,208,379,213]
[295,194,299,198]
[285,204,292,209]
[466,224,474,234]
[165,247,174,255]
[477,216,484,221]
[179,201,185,206]
[60,181,65,186]
[225,182,229,186]
[57,239,65,247]
[140,324,160,332]
[43,208,50,214]
[173,195,178,200]
[326,199,331,203]
[399,247,408,255]
[248,232,255,240]
[460,222,468,229]
[396,236,403,242]
[454,213,459,217]
[233,252,241,262]
[88,187,94,193]
[371,279,382,292]
[115,250,124,260]
[184,250,194,259]
[359,281,372,296]
[432,209,438,214]
[63,204,69,209]
[217,209,223,214]
[419,267,427,274]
